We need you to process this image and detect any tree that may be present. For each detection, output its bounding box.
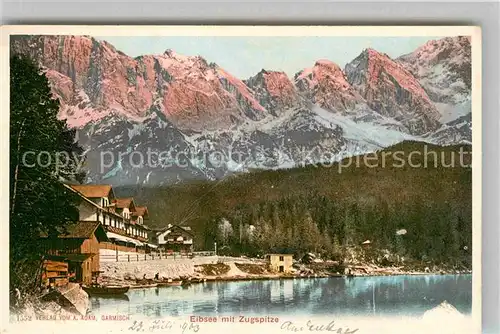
[10,55,85,293]
[343,205,357,248]
[218,218,233,245]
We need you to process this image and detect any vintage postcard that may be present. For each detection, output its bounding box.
[1,26,481,334]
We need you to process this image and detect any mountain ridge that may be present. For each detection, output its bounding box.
[10,35,473,186]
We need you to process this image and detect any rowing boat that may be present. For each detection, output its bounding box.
[82,285,129,296]
[157,281,183,287]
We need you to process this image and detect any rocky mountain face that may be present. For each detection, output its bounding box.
[295,59,367,115]
[10,35,473,186]
[345,48,442,136]
[397,37,471,119]
[245,69,300,116]
[10,35,266,132]
[397,36,472,142]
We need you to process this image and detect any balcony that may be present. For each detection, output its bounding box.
[104,225,149,244]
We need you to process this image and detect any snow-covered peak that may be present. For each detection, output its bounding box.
[398,36,471,72]
[397,36,471,122]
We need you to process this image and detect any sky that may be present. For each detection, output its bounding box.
[99,36,442,79]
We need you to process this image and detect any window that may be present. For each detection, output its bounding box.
[279,256,284,261]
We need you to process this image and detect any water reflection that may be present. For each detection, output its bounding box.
[89,275,472,318]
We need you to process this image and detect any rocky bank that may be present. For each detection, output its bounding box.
[97,255,470,287]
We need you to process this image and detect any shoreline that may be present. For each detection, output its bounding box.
[203,271,472,282]
[98,257,472,288]
[99,255,472,286]
[123,270,472,288]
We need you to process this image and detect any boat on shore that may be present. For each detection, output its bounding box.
[129,283,158,289]
[190,278,205,283]
[82,285,129,296]
[157,280,183,287]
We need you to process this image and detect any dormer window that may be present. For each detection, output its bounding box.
[138,216,143,225]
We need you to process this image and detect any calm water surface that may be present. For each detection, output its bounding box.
[89,275,472,318]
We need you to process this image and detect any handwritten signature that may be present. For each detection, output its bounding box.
[281,320,359,334]
[128,319,200,333]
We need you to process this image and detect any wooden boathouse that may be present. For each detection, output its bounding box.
[40,221,109,285]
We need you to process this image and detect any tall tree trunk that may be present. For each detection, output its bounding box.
[11,119,26,216]
[239,218,242,244]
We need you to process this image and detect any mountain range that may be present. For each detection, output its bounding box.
[11,35,472,186]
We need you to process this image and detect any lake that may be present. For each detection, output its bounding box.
[89,275,472,318]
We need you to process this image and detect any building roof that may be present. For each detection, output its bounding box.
[265,253,294,257]
[70,184,114,199]
[64,184,126,222]
[132,206,149,218]
[114,197,135,210]
[156,224,194,237]
[41,221,109,242]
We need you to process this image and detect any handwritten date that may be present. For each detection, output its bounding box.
[128,319,200,333]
